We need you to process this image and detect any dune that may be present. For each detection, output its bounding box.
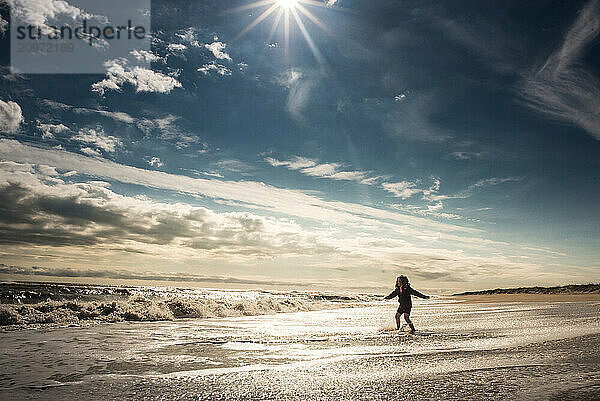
[452,283,600,303]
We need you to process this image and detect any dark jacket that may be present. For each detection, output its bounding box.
[385,285,428,312]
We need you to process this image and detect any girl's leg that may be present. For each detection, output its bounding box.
[403,313,415,333]
[395,312,401,330]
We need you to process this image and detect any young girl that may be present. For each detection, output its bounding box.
[385,275,429,333]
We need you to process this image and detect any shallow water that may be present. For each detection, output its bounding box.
[1,300,600,400]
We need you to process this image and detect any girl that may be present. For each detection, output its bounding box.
[385,275,429,333]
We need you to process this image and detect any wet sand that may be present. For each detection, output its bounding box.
[8,333,599,401]
[452,293,600,303]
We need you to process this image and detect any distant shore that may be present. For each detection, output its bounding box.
[451,293,600,303]
[452,284,600,303]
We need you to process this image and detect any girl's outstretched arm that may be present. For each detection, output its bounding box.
[410,287,430,299]
[384,288,398,299]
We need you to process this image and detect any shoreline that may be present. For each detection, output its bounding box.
[451,293,600,303]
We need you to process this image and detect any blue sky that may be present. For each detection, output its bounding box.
[0,0,599,292]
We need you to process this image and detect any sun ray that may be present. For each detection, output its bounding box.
[232,0,340,62]
[233,3,280,41]
[301,0,359,15]
[297,0,329,9]
[284,7,290,56]
[225,0,275,14]
[291,7,324,64]
[267,8,284,44]
[295,2,333,37]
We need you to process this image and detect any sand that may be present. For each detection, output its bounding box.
[452,293,600,303]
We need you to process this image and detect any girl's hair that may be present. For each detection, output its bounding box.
[396,275,409,287]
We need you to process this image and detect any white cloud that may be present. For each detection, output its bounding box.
[265,156,316,169]
[147,157,163,168]
[184,169,224,179]
[392,203,462,220]
[359,175,386,185]
[90,110,135,124]
[328,170,368,181]
[275,69,317,122]
[200,171,223,178]
[137,114,177,134]
[43,100,135,124]
[167,43,187,52]
[92,58,182,95]
[0,139,478,236]
[73,127,122,153]
[382,176,442,201]
[382,181,422,199]
[266,156,368,182]
[467,177,521,191]
[421,176,521,203]
[0,100,23,134]
[182,169,225,179]
[80,147,101,157]
[37,122,69,139]
[0,162,335,259]
[521,246,567,257]
[268,155,518,220]
[388,176,522,221]
[384,177,467,219]
[198,62,232,76]
[215,159,254,173]
[205,41,232,61]
[301,162,340,177]
[521,0,600,140]
[429,211,462,220]
[137,114,207,150]
[276,69,303,88]
[175,27,200,47]
[130,49,163,63]
[451,151,483,160]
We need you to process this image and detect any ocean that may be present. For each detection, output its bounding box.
[1,282,599,400]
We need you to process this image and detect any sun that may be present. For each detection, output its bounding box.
[277,0,298,9]
[231,0,336,62]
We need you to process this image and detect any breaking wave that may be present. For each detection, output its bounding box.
[0,282,377,327]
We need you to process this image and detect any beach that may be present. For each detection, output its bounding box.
[2,284,600,400]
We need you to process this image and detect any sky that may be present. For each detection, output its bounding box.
[0,0,599,293]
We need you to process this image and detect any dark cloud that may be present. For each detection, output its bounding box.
[0,182,126,226]
[0,163,336,258]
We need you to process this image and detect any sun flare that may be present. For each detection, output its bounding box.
[231,0,335,62]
